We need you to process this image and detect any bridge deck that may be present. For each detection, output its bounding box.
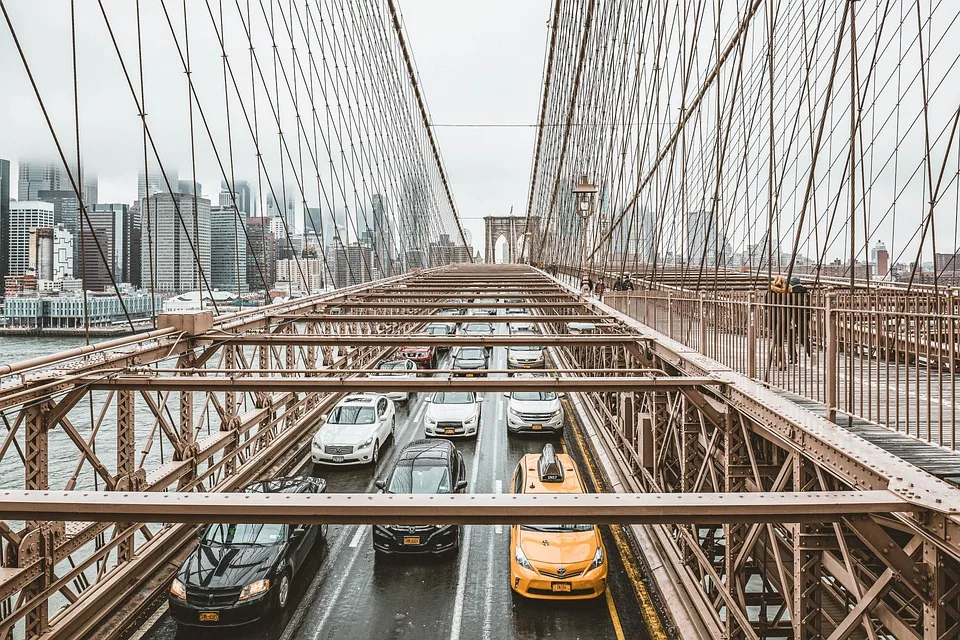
[778,390,960,485]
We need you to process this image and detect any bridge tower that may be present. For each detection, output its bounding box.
[484,215,540,264]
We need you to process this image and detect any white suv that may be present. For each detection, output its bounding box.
[312,394,396,466]
[505,389,564,435]
[370,359,418,403]
[425,391,482,438]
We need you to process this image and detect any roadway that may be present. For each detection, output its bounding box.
[142,319,651,640]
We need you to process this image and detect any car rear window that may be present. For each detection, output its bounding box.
[458,347,486,359]
[387,462,451,494]
[378,361,409,370]
[201,523,286,546]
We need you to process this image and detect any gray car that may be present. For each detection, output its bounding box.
[452,346,488,377]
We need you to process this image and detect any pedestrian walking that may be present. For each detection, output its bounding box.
[595,280,606,301]
[765,275,790,371]
[787,277,812,363]
[613,276,624,291]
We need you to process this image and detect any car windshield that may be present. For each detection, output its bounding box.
[511,391,557,401]
[457,347,486,360]
[520,524,594,533]
[387,462,451,494]
[510,346,541,352]
[426,325,450,335]
[328,405,375,424]
[434,391,475,404]
[378,361,408,371]
[465,324,490,332]
[201,523,286,546]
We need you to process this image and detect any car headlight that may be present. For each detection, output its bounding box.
[509,406,522,417]
[169,577,186,600]
[589,546,604,570]
[426,416,437,425]
[359,437,374,449]
[514,545,533,570]
[238,578,271,601]
[465,414,478,424]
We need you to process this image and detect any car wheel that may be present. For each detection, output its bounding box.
[372,440,380,466]
[275,571,291,611]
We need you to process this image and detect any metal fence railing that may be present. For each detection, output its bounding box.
[606,290,960,449]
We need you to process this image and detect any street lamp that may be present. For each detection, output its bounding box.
[572,175,598,287]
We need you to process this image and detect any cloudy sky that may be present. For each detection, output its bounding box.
[0,0,551,255]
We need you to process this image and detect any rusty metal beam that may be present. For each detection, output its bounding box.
[203,334,643,346]
[81,375,714,393]
[0,490,911,525]
[270,314,610,323]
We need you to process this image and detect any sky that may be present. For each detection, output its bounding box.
[0,0,552,257]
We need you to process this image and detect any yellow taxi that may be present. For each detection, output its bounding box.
[509,444,607,599]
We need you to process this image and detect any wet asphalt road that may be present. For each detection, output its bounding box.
[144,322,650,640]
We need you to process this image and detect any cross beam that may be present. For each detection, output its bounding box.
[202,334,643,346]
[0,491,910,525]
[270,314,610,323]
[80,375,712,393]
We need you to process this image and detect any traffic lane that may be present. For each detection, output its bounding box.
[143,356,447,640]
[281,350,474,639]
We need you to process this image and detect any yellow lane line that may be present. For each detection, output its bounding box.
[605,588,627,640]
[562,399,670,640]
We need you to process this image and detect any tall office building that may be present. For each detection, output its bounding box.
[27,226,73,281]
[220,180,253,217]
[265,187,296,229]
[685,209,723,267]
[178,180,202,197]
[138,167,179,200]
[329,238,374,288]
[86,204,140,287]
[8,202,54,276]
[0,159,10,283]
[244,216,277,291]
[19,160,96,204]
[210,205,248,293]
[371,194,395,278]
[140,193,210,294]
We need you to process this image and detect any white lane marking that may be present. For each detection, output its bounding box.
[494,480,503,535]
[279,391,427,640]
[348,525,365,548]
[481,520,496,640]
[449,381,488,640]
[308,526,370,638]
[129,603,168,639]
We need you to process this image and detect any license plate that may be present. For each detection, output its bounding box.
[551,582,572,593]
[523,365,531,369]
[403,536,420,545]
[532,424,543,430]
[332,455,344,463]
[199,612,219,622]
[466,373,474,377]
[444,429,455,435]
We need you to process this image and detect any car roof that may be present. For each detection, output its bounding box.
[397,438,455,463]
[339,393,380,405]
[517,447,583,495]
[243,476,325,494]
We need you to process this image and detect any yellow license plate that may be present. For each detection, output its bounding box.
[466,373,474,377]
[403,536,420,545]
[551,582,572,593]
[444,429,455,435]
[523,365,531,369]
[199,612,219,622]
[532,424,543,430]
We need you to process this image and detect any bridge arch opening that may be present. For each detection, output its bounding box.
[493,234,509,264]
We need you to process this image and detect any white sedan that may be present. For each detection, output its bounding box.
[369,359,418,403]
[424,391,482,438]
[312,394,396,466]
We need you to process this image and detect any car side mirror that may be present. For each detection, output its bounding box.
[291,526,305,539]
[455,479,468,492]
[375,479,386,491]
[319,413,328,423]
[503,392,509,397]
[559,392,567,398]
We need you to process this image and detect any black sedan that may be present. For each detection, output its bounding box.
[168,476,326,627]
[373,439,467,556]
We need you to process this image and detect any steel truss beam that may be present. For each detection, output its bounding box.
[0,491,910,525]
[201,334,640,346]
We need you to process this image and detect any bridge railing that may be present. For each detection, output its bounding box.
[608,290,960,449]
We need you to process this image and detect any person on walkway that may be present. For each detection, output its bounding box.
[765,275,790,371]
[787,277,812,363]
[595,280,606,301]
[613,276,624,291]
[587,277,594,295]
[623,274,635,291]
[580,278,591,298]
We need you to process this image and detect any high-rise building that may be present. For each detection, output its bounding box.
[276,258,324,293]
[0,159,10,284]
[140,193,211,294]
[8,202,54,276]
[245,216,277,291]
[265,187,296,229]
[329,238,374,288]
[27,226,73,281]
[371,194,395,278]
[87,204,139,287]
[685,209,724,267]
[138,167,179,200]
[178,180,202,197]
[210,205,248,293]
[220,180,253,217]
[18,160,96,204]
[872,241,890,277]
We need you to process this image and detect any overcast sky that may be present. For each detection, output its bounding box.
[0,0,551,256]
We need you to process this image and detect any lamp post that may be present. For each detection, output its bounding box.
[572,175,598,287]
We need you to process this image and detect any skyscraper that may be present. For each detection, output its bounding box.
[685,209,723,267]
[244,216,277,291]
[210,205,248,293]
[140,193,211,294]
[18,160,96,204]
[220,180,253,217]
[138,167,179,200]
[371,194,394,278]
[88,204,139,286]
[0,159,10,283]
[265,187,295,230]
[27,226,73,281]
[8,202,54,276]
